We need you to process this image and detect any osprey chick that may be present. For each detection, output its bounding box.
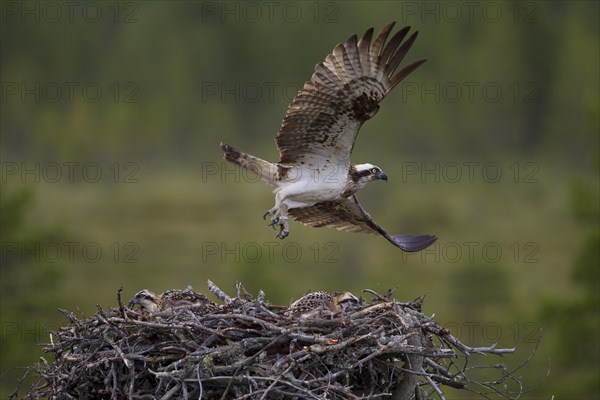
[129,289,219,314]
[286,291,359,319]
[221,22,436,252]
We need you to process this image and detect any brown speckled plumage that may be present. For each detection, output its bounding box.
[287,291,359,319]
[275,22,425,166]
[220,22,437,252]
[129,289,219,314]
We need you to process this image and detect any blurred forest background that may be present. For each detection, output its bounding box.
[1,1,598,398]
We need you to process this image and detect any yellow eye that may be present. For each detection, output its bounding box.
[371,168,378,173]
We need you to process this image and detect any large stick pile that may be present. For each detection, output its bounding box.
[13,282,525,400]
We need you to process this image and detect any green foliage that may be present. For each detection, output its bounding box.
[1,186,65,273]
[571,232,600,296]
[538,180,600,397]
[0,185,32,241]
[1,186,67,395]
[538,231,600,396]
[2,2,599,164]
[450,263,512,320]
[570,179,600,224]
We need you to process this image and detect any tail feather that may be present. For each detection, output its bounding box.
[220,143,279,186]
[390,234,437,252]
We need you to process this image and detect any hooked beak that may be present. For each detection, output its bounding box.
[128,294,142,308]
[378,171,388,181]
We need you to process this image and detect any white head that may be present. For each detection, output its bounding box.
[351,163,388,187]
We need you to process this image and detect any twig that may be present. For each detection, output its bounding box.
[422,367,446,400]
[13,283,529,400]
[207,279,232,303]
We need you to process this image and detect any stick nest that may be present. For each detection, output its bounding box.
[13,282,526,400]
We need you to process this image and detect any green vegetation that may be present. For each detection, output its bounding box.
[1,1,598,398]
[538,180,600,397]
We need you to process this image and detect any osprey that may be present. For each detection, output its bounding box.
[286,291,359,319]
[128,289,219,314]
[220,22,437,252]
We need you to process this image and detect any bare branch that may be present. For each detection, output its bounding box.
[13,283,531,400]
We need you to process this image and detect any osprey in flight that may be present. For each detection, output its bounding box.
[220,22,436,252]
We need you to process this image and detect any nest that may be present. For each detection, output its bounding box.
[12,281,526,400]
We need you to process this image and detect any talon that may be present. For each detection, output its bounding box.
[274,217,289,239]
[262,210,271,220]
[276,229,289,239]
[268,216,279,229]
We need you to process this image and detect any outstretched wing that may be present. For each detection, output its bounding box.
[275,22,426,168]
[288,196,437,252]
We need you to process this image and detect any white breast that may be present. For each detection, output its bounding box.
[276,164,348,204]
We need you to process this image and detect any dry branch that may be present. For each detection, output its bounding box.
[11,283,527,400]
